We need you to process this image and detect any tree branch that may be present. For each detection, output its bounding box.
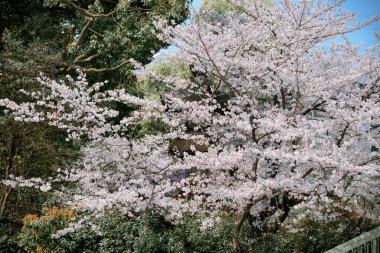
[336,123,350,148]
[301,100,326,115]
[232,196,266,253]
[62,0,116,18]
[74,51,106,64]
[257,130,276,142]
[80,60,131,73]
[280,87,286,110]
[70,18,93,47]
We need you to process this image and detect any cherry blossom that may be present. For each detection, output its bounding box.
[1,1,379,251]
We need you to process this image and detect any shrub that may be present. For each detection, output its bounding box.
[17,208,379,253]
[18,206,77,253]
[0,218,24,253]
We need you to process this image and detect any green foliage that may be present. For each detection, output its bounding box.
[18,207,77,253]
[40,0,189,77]
[168,216,235,253]
[0,0,189,230]
[246,210,379,253]
[0,119,80,217]
[201,0,272,13]
[126,60,191,138]
[17,211,234,253]
[0,218,23,253]
[201,0,243,13]
[131,119,170,139]
[16,209,379,253]
[151,60,192,80]
[142,60,191,101]
[0,0,81,223]
[96,213,168,253]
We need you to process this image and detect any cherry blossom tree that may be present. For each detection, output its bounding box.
[1,0,380,252]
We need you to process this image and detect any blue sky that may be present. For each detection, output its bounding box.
[192,0,380,47]
[340,0,380,47]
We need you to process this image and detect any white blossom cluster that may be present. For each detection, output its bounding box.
[2,175,51,192]
[1,0,379,234]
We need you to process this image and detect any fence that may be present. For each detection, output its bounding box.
[325,227,380,253]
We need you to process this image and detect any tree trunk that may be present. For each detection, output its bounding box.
[0,186,12,217]
[232,196,265,253]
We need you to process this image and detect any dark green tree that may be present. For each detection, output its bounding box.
[0,2,189,250]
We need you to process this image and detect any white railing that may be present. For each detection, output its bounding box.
[325,227,380,253]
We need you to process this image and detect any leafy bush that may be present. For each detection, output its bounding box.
[168,216,235,253]
[246,209,378,253]
[18,207,77,253]
[0,218,24,253]
[95,213,169,253]
[17,210,234,253]
[17,208,379,253]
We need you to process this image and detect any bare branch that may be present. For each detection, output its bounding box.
[336,123,350,148]
[359,156,380,166]
[301,100,326,115]
[280,87,286,110]
[257,130,276,142]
